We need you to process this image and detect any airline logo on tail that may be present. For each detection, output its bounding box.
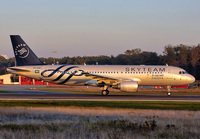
[14,44,29,58]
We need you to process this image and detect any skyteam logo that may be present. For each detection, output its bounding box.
[41,66,84,84]
[14,44,29,58]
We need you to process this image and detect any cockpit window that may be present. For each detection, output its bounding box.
[179,71,188,74]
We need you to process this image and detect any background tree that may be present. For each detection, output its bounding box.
[1,44,200,79]
[163,45,176,65]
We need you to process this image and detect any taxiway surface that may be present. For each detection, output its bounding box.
[0,93,200,101]
[0,85,200,101]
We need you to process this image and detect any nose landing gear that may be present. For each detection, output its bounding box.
[167,86,171,96]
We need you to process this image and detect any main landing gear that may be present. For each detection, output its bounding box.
[101,90,109,96]
[101,85,109,96]
[167,86,171,96]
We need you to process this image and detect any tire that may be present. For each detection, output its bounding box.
[101,90,109,96]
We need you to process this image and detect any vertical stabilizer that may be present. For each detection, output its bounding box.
[10,35,45,66]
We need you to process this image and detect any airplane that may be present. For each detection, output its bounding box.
[7,35,195,96]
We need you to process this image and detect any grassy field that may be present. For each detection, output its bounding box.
[0,100,200,111]
[0,86,199,138]
[0,107,199,139]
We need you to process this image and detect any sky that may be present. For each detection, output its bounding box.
[1,0,200,58]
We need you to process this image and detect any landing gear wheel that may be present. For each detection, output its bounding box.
[101,90,109,96]
[167,86,171,96]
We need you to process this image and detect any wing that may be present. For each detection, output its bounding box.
[83,72,130,85]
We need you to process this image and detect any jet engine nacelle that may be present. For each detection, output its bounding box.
[113,81,138,92]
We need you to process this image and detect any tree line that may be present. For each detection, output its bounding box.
[0,44,200,79]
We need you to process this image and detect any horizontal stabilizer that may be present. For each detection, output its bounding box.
[7,67,30,73]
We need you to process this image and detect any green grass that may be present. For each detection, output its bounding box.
[0,100,200,111]
[0,90,16,93]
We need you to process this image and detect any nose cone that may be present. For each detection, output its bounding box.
[188,75,195,84]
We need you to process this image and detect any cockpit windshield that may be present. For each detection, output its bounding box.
[179,71,188,74]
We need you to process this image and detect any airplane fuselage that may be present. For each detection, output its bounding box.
[9,65,195,87]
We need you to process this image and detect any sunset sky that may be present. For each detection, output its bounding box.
[1,0,200,58]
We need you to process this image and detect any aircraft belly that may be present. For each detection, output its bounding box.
[141,79,185,86]
[140,80,164,86]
